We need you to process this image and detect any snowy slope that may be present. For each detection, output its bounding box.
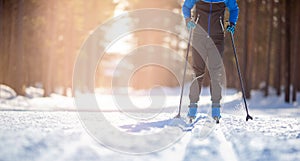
[0,111,299,161]
[0,86,300,161]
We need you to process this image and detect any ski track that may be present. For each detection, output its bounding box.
[0,111,300,161]
[220,114,300,161]
[214,126,238,161]
[182,117,238,161]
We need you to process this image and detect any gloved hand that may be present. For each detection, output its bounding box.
[185,18,196,31]
[226,22,236,34]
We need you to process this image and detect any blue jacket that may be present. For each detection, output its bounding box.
[182,0,239,24]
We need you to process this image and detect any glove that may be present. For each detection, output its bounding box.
[185,18,196,31]
[226,22,236,34]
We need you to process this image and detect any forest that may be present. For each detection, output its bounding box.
[0,0,299,103]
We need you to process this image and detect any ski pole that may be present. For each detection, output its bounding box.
[175,15,199,118]
[229,32,253,121]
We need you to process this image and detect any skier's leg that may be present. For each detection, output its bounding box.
[189,46,206,104]
[187,35,207,119]
[207,35,225,122]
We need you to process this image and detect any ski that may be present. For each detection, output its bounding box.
[180,115,204,132]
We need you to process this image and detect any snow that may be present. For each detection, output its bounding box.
[0,84,17,99]
[0,84,300,161]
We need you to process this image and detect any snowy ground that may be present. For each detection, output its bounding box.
[0,86,300,161]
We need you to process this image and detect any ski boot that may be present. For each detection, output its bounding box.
[212,104,221,124]
[187,103,198,123]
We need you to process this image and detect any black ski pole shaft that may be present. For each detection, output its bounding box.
[229,32,253,121]
[176,15,199,118]
[176,29,192,118]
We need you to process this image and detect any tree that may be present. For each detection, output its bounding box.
[243,0,258,98]
[291,0,300,102]
[284,0,291,103]
[274,0,283,96]
[264,0,274,96]
[0,0,5,84]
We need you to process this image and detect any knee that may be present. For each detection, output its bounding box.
[193,66,205,77]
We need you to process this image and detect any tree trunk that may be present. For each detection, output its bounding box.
[242,0,249,97]
[284,0,291,103]
[292,0,300,102]
[16,0,25,95]
[7,0,25,95]
[245,0,258,98]
[264,0,274,96]
[2,0,12,85]
[0,0,4,83]
[44,1,55,96]
[274,0,282,96]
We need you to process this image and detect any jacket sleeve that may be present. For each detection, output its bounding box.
[182,0,197,19]
[225,0,239,24]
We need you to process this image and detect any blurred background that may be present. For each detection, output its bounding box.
[0,0,299,103]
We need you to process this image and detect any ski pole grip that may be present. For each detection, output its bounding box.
[226,20,229,25]
[195,14,200,24]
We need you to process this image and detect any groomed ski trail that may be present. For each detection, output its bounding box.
[181,116,239,161]
[214,125,239,161]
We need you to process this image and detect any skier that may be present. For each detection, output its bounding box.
[182,0,239,122]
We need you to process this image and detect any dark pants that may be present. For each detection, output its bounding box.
[188,1,226,106]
